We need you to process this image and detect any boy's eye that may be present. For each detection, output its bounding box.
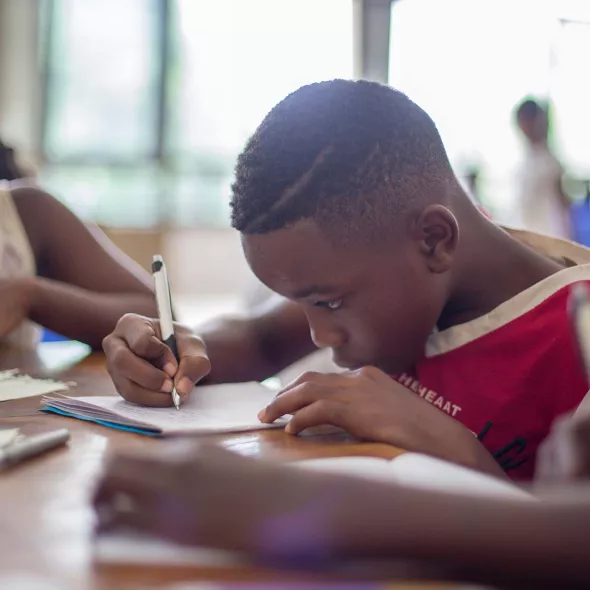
[314,299,343,311]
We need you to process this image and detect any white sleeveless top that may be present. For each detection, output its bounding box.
[0,185,40,349]
[515,146,569,239]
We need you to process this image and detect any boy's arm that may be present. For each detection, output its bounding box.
[12,187,158,348]
[333,477,590,585]
[94,443,590,585]
[196,295,316,383]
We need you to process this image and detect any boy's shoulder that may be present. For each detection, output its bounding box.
[502,226,590,267]
[414,229,590,479]
[426,227,590,359]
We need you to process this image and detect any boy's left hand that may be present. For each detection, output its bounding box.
[260,367,481,468]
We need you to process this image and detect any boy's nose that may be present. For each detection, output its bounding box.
[306,312,345,350]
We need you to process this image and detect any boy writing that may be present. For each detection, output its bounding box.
[103,80,590,480]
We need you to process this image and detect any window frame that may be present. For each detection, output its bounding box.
[40,0,171,167]
[38,0,393,227]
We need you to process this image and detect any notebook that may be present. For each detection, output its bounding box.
[96,451,530,567]
[41,381,288,436]
[40,349,342,436]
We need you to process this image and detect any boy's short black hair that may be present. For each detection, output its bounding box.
[230,79,455,239]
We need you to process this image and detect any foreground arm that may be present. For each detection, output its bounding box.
[94,443,590,586]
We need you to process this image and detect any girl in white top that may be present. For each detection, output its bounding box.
[0,140,157,350]
[0,184,40,348]
[515,99,571,240]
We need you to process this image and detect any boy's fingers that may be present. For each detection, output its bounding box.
[113,314,178,369]
[106,340,173,393]
[111,375,176,407]
[260,382,328,423]
[284,400,341,435]
[278,371,341,395]
[126,332,177,369]
[174,338,212,396]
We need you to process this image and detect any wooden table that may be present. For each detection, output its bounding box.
[0,344,471,590]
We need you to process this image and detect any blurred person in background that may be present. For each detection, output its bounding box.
[514,98,571,240]
[0,137,157,350]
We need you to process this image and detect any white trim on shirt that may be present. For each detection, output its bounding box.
[426,227,590,358]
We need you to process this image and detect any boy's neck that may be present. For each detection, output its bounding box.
[439,219,564,331]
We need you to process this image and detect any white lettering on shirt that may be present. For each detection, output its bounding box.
[396,373,462,418]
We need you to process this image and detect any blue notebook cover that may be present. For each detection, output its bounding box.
[42,406,159,436]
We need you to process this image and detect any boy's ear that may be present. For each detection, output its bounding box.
[412,204,459,274]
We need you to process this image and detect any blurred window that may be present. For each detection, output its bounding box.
[40,0,353,228]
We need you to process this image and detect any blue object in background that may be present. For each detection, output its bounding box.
[571,182,590,247]
[41,329,70,343]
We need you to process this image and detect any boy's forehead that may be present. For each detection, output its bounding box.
[241,221,368,291]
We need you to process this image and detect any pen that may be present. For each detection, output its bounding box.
[0,428,70,469]
[152,254,181,410]
[569,282,590,384]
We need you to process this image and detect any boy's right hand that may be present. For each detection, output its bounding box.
[102,314,211,407]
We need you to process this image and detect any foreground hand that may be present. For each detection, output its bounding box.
[0,277,34,337]
[260,367,479,465]
[94,442,356,556]
[102,314,211,407]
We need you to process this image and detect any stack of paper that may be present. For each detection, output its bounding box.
[42,381,288,436]
[296,453,531,500]
[0,370,71,402]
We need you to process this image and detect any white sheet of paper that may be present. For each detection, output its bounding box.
[297,453,531,500]
[47,381,286,435]
[0,370,70,402]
